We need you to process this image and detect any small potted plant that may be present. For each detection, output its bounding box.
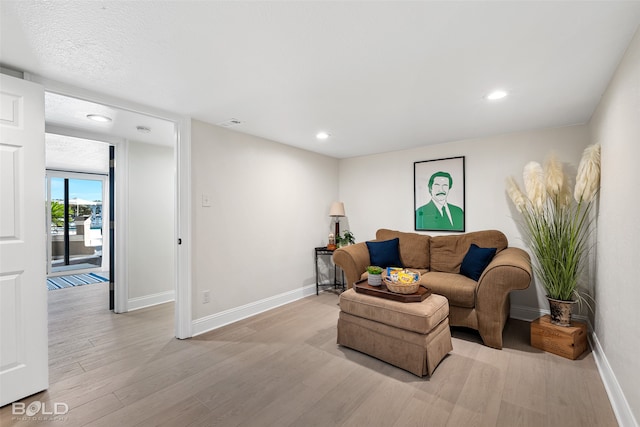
[367,266,383,287]
[337,230,355,247]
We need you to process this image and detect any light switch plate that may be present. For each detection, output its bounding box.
[202,193,212,207]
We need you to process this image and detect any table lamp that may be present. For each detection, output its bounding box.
[328,201,345,250]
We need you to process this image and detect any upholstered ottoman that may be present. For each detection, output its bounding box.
[337,288,452,376]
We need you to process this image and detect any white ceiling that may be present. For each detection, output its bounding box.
[45,133,110,174]
[44,92,176,147]
[2,1,639,159]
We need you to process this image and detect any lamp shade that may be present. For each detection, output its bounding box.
[329,202,345,217]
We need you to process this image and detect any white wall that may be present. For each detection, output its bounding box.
[127,140,175,308]
[338,125,589,313]
[590,27,640,425]
[191,120,338,323]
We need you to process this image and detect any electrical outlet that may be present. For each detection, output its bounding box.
[203,290,210,304]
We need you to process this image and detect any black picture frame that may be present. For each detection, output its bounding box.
[414,156,465,232]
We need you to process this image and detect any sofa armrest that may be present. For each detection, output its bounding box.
[333,242,371,289]
[478,247,532,293]
[475,247,532,348]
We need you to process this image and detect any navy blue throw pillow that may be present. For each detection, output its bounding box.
[460,244,497,281]
[366,238,403,268]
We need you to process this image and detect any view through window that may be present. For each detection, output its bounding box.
[50,176,104,273]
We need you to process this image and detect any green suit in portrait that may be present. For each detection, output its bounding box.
[415,200,464,231]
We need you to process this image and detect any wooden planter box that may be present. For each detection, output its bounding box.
[530,315,587,360]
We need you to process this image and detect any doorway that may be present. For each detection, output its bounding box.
[40,84,191,337]
[0,72,191,407]
[44,92,180,315]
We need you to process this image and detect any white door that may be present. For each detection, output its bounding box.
[0,74,48,406]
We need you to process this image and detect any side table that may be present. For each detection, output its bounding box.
[530,315,587,360]
[315,247,345,295]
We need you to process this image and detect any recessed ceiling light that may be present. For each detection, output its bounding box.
[486,90,508,100]
[316,131,331,140]
[86,114,112,122]
[136,126,151,133]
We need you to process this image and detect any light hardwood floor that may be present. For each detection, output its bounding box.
[1,283,617,426]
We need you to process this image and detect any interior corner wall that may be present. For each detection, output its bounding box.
[589,27,640,424]
[338,125,589,313]
[127,140,175,305]
[190,120,339,321]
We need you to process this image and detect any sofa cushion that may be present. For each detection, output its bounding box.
[430,230,508,273]
[421,272,477,308]
[366,238,403,268]
[460,244,497,281]
[376,229,430,269]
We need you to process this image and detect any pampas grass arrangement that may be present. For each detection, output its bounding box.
[506,145,601,305]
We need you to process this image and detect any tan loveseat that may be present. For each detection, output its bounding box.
[333,229,532,349]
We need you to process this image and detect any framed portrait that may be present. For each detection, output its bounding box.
[414,156,465,232]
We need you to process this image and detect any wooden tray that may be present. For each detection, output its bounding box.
[353,279,431,303]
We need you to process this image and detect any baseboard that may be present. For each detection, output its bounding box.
[192,284,317,337]
[510,304,547,322]
[589,331,639,427]
[128,290,175,311]
[511,304,636,427]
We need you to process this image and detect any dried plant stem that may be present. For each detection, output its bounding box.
[507,145,600,308]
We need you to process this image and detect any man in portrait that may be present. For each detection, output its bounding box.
[415,171,464,231]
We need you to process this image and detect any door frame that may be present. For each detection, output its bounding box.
[30,74,193,339]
